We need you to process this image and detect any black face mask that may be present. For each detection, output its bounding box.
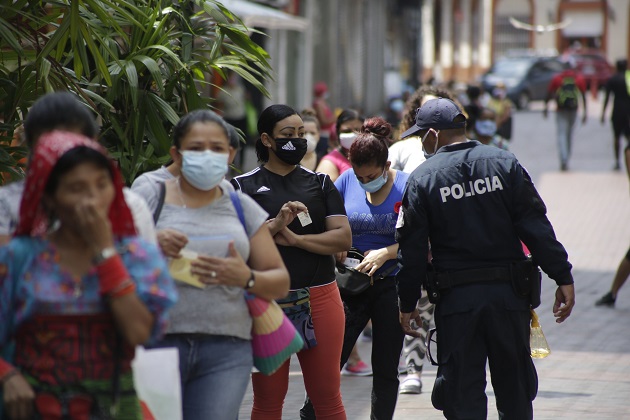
[272,137,308,165]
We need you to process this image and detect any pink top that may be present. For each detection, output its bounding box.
[320,149,351,175]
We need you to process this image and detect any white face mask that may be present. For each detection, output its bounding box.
[305,133,319,153]
[180,150,229,191]
[339,132,357,150]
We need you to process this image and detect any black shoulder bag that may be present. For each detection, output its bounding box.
[335,248,398,298]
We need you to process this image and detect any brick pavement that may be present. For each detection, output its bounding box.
[237,96,630,419]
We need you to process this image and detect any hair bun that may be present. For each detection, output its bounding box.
[361,117,392,139]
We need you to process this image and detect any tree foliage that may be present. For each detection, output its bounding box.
[0,0,271,183]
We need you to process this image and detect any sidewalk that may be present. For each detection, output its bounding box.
[238,97,630,419]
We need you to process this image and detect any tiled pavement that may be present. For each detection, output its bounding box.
[238,95,630,419]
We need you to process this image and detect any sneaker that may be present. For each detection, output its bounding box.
[399,377,422,394]
[595,291,616,307]
[341,360,373,376]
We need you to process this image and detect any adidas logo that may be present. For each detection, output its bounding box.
[281,141,296,151]
[257,186,271,192]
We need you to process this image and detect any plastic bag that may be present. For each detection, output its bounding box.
[132,346,182,420]
[530,309,550,359]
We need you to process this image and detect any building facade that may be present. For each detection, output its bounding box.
[237,0,629,115]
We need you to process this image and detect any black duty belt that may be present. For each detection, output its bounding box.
[434,267,511,290]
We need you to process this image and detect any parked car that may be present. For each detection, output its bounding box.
[564,49,614,90]
[480,55,566,109]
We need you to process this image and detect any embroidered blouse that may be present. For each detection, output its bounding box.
[0,236,178,377]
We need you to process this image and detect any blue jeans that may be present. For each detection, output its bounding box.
[152,334,253,420]
[555,109,577,166]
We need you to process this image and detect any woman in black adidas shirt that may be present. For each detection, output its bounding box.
[231,105,351,419]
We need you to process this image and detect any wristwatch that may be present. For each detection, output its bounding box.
[244,270,256,290]
[93,247,118,265]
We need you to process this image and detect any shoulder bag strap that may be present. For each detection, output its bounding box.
[229,191,248,235]
[152,182,166,224]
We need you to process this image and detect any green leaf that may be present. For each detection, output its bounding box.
[132,55,164,94]
[0,18,23,53]
[148,93,180,126]
[124,61,139,108]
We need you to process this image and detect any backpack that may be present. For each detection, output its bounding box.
[555,75,580,110]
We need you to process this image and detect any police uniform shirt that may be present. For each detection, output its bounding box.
[231,165,347,289]
[395,140,573,313]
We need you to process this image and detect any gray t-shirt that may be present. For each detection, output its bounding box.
[156,186,268,340]
[131,166,234,214]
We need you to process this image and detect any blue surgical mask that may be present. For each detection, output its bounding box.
[475,120,497,137]
[180,150,229,191]
[360,170,388,193]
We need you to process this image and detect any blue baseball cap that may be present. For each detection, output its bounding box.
[400,97,466,139]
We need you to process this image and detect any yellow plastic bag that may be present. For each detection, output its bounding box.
[530,309,550,358]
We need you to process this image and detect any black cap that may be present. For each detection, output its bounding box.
[400,97,466,139]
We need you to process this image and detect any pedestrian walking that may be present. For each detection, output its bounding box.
[595,245,630,307]
[149,109,290,420]
[487,82,514,141]
[0,131,177,419]
[231,104,351,420]
[396,97,575,419]
[333,117,406,418]
[600,59,630,172]
[544,64,588,171]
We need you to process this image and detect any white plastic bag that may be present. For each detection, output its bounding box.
[132,346,182,420]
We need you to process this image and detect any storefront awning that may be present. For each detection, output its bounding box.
[219,0,309,32]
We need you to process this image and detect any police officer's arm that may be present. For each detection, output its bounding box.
[395,179,429,314]
[510,162,575,322]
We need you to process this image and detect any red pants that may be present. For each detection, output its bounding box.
[252,281,346,419]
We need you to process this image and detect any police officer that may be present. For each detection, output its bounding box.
[395,98,575,420]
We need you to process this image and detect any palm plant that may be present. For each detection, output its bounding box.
[0,0,272,184]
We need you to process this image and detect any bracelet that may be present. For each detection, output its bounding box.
[97,254,131,296]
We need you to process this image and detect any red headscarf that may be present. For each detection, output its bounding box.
[14,130,136,237]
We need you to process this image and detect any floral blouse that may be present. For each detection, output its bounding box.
[0,236,178,348]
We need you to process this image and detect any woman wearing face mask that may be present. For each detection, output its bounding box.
[231,104,352,420]
[333,117,407,418]
[299,109,321,170]
[474,108,509,150]
[150,109,290,420]
[487,82,513,141]
[316,109,365,182]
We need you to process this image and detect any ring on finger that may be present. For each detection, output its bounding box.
[210,271,217,278]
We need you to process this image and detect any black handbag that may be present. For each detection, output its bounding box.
[335,248,398,297]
